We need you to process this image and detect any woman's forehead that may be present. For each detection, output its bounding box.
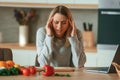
[53,13,68,21]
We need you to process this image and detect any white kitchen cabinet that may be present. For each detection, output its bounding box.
[0,0,98,4]
[12,49,37,66]
[12,49,116,67]
[74,0,98,4]
[0,0,47,3]
[11,47,116,67]
[47,0,74,4]
[12,49,98,67]
[84,52,97,67]
[0,0,98,9]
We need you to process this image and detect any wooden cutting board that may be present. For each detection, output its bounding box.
[36,67,75,72]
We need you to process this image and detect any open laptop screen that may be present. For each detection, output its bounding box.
[109,45,120,73]
[85,44,119,73]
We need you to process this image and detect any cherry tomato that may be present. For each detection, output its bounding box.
[22,68,30,76]
[28,66,36,75]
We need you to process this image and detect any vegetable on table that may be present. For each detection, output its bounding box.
[28,66,36,75]
[20,66,37,76]
[38,65,71,77]
[22,68,30,76]
[54,73,71,77]
[42,65,54,76]
[0,67,20,76]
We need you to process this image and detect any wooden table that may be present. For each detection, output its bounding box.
[0,68,119,80]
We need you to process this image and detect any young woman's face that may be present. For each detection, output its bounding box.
[52,13,69,38]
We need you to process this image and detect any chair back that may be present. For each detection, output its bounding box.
[0,48,13,61]
[35,54,40,67]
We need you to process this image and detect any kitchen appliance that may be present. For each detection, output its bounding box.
[97,0,120,44]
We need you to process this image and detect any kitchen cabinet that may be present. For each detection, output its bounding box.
[84,52,97,67]
[0,0,98,4]
[12,49,37,66]
[0,0,47,3]
[12,49,97,67]
[74,0,98,4]
[12,49,115,67]
[0,0,98,9]
[0,43,98,67]
[47,0,74,4]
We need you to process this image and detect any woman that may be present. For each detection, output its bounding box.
[36,5,86,67]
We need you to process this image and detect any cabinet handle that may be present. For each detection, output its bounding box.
[101,11,120,15]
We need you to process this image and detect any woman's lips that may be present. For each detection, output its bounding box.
[56,30,61,33]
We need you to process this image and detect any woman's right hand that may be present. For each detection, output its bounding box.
[45,17,53,36]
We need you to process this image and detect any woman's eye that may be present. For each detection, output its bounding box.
[54,21,59,24]
[62,21,66,24]
[54,21,67,25]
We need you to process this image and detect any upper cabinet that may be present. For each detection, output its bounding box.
[0,0,98,9]
[74,0,98,4]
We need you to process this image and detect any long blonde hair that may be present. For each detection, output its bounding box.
[48,5,74,47]
[48,5,73,22]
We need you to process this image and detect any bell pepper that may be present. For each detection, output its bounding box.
[42,65,54,76]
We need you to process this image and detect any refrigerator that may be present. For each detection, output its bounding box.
[97,0,120,44]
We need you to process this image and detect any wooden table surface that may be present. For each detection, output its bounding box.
[0,68,119,80]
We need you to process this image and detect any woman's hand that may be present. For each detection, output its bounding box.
[45,17,53,36]
[66,19,76,37]
[70,20,76,37]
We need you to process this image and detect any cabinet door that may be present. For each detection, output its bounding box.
[0,0,47,3]
[74,0,98,4]
[12,49,37,66]
[85,53,97,67]
[47,0,74,4]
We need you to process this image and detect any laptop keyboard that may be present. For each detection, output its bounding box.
[85,67,109,71]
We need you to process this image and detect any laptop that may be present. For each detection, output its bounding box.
[85,44,120,73]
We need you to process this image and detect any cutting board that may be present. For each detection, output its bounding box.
[36,67,75,72]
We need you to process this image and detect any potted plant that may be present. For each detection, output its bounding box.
[14,9,37,47]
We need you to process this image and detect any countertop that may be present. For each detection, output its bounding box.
[0,67,118,80]
[0,43,97,53]
[0,43,36,50]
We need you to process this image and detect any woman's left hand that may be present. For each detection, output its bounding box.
[69,20,76,37]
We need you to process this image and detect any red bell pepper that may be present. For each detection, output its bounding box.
[42,65,54,76]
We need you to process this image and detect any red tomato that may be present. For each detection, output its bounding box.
[28,66,36,75]
[20,67,26,74]
[22,68,30,76]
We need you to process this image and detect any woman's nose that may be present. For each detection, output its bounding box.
[57,23,62,29]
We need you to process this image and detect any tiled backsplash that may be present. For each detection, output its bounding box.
[0,7,98,44]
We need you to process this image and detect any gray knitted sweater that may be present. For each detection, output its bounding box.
[36,27,86,67]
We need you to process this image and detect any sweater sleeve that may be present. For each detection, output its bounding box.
[36,27,53,67]
[68,29,86,68]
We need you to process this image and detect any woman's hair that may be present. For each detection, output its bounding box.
[49,5,73,21]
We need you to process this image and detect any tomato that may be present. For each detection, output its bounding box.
[20,66,26,74]
[28,66,36,75]
[22,68,30,76]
